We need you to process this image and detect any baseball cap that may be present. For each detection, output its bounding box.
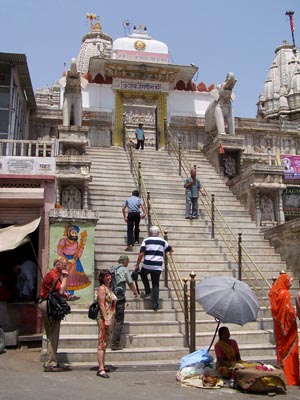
[118,255,129,263]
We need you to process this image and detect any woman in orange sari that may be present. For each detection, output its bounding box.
[269,273,299,385]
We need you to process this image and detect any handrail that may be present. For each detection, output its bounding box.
[166,127,271,310]
[125,130,185,312]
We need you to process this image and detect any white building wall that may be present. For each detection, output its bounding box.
[82,84,114,112]
[61,83,213,118]
[168,90,212,119]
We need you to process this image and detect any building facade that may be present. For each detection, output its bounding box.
[1,17,300,336]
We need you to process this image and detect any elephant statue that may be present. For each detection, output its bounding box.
[205,72,237,136]
[59,58,88,127]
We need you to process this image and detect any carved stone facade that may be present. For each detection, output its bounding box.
[55,126,91,210]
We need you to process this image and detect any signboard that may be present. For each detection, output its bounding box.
[282,186,300,216]
[280,155,300,179]
[113,78,169,93]
[0,156,55,175]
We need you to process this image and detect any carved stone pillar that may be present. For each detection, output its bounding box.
[278,188,285,225]
[56,181,61,205]
[255,190,261,227]
[83,181,89,209]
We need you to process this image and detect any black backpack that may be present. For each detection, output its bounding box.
[47,278,71,320]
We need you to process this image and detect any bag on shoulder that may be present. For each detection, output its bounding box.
[88,299,99,320]
[110,266,125,298]
[47,276,71,320]
[47,291,71,320]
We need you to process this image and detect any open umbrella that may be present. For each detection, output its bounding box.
[196,276,260,351]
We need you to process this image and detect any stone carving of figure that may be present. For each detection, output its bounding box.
[59,58,88,127]
[205,72,237,136]
[261,195,275,224]
[224,155,236,178]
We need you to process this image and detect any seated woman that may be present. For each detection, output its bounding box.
[214,326,243,378]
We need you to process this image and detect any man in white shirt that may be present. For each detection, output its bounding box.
[135,226,173,311]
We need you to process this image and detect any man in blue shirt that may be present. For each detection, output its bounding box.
[184,168,206,219]
[135,123,145,150]
[122,190,146,251]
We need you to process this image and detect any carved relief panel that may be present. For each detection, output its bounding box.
[61,185,82,209]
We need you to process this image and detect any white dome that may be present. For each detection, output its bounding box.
[113,37,168,54]
[112,26,169,64]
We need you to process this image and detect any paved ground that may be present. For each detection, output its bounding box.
[0,348,299,400]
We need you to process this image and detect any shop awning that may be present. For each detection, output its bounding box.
[0,217,41,252]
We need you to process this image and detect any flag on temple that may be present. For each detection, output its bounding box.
[290,15,295,32]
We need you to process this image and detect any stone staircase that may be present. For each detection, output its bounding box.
[56,147,187,368]
[133,148,288,361]
[56,146,289,368]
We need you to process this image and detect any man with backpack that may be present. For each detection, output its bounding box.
[110,255,139,351]
[39,257,70,372]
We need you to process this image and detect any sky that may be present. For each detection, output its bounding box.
[0,0,299,118]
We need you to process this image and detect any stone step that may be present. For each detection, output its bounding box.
[60,320,182,335]
[65,308,179,323]
[58,332,185,349]
[55,346,188,363]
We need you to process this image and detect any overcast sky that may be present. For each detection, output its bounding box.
[0,0,299,117]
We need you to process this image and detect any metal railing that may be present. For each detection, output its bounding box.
[125,130,185,313]
[166,127,272,309]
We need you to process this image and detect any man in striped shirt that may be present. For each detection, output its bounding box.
[135,226,173,311]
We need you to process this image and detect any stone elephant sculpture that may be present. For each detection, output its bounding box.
[59,58,88,127]
[205,72,237,136]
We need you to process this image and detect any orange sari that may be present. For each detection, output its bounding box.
[269,273,299,385]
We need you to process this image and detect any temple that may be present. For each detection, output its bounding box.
[1,14,300,364]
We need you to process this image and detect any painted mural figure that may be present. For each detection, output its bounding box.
[59,58,88,127]
[205,72,237,136]
[57,224,91,296]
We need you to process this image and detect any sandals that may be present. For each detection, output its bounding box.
[44,363,72,372]
[44,365,64,372]
[96,369,109,378]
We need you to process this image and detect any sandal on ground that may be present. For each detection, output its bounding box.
[104,365,111,372]
[96,369,110,378]
[57,364,72,371]
[44,365,64,372]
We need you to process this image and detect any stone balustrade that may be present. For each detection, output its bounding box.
[0,139,57,157]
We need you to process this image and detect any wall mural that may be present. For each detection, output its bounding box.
[49,222,95,302]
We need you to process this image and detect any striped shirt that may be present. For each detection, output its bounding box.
[140,236,172,271]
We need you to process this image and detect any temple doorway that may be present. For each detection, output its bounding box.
[113,91,167,149]
[124,103,157,149]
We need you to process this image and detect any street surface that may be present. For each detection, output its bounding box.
[0,348,299,400]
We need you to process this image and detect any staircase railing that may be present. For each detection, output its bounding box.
[125,130,185,312]
[166,128,272,309]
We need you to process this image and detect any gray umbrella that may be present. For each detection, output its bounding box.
[196,276,260,326]
[196,276,260,352]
